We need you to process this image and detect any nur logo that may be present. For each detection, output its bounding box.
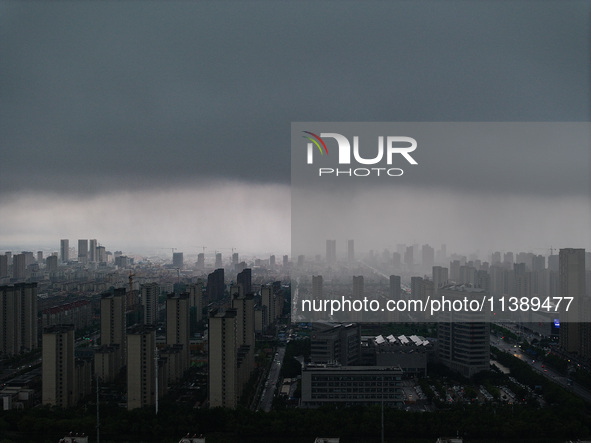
[303,131,418,177]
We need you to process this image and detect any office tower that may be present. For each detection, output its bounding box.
[404,246,413,267]
[173,252,184,269]
[310,323,361,365]
[89,239,97,262]
[232,252,239,266]
[437,287,490,377]
[96,246,106,263]
[297,255,304,267]
[37,251,43,263]
[127,325,157,410]
[422,244,434,269]
[5,251,12,264]
[503,252,514,265]
[261,285,275,328]
[0,283,38,355]
[432,266,449,292]
[283,255,288,267]
[559,248,587,354]
[208,309,238,408]
[269,255,276,267]
[215,253,222,269]
[46,255,58,272]
[141,283,160,325]
[326,239,336,265]
[196,253,205,270]
[12,254,26,280]
[42,324,75,407]
[77,240,88,264]
[60,239,69,263]
[166,293,190,372]
[0,255,7,277]
[348,240,355,263]
[237,268,252,295]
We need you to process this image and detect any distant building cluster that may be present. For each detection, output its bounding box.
[0,238,588,419]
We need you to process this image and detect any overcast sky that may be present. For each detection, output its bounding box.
[1,1,589,258]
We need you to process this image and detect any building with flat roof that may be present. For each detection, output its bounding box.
[166,293,190,373]
[208,309,238,408]
[437,285,490,378]
[42,324,75,407]
[0,283,38,356]
[301,364,403,408]
[127,325,158,410]
[310,322,361,366]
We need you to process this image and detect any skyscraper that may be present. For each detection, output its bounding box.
[215,253,222,269]
[326,240,336,265]
[96,245,106,263]
[141,283,160,326]
[196,253,205,270]
[261,285,275,328]
[206,269,224,303]
[127,325,157,410]
[46,255,58,272]
[166,293,190,372]
[208,309,238,408]
[237,268,252,295]
[432,266,449,292]
[172,252,184,269]
[78,239,88,264]
[559,248,587,355]
[0,255,7,277]
[42,324,75,407]
[404,246,413,267]
[348,239,355,263]
[437,286,490,377]
[422,244,435,269]
[89,239,97,262]
[0,283,38,355]
[12,254,26,280]
[60,239,69,263]
[99,288,126,374]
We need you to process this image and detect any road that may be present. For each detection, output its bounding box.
[257,346,286,412]
[493,337,591,403]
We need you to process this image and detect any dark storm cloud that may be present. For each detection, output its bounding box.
[0,1,589,197]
